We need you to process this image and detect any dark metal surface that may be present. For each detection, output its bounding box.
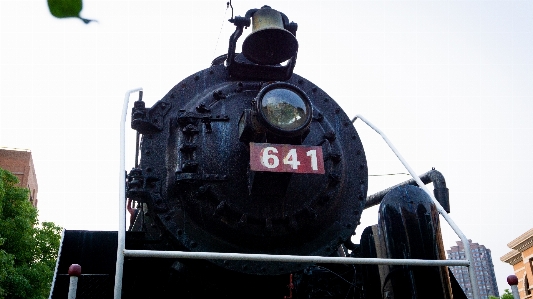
[50,231,118,299]
[129,63,368,275]
[358,226,383,299]
[365,168,450,213]
[377,185,452,299]
[225,11,297,81]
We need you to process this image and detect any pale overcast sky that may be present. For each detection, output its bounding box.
[0,0,532,295]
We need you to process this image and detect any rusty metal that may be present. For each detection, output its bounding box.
[242,6,298,65]
[225,8,298,81]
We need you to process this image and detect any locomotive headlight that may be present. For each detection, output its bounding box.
[256,83,312,137]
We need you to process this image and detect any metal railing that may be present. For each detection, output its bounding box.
[353,115,479,299]
[113,90,479,299]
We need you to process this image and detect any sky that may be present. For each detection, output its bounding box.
[0,0,532,296]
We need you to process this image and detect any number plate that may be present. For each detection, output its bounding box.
[250,142,325,174]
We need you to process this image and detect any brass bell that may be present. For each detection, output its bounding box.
[242,6,298,65]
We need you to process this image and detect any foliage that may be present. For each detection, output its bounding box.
[0,168,62,299]
[47,0,94,24]
[501,289,514,299]
[489,289,515,299]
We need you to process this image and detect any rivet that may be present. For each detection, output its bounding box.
[198,186,206,193]
[239,214,248,225]
[289,219,298,230]
[194,75,200,81]
[265,218,273,230]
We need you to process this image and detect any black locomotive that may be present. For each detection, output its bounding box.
[128,4,367,275]
[50,5,468,299]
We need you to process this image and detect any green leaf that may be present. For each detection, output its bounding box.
[47,0,95,24]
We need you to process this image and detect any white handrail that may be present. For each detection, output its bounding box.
[114,88,142,299]
[123,249,470,267]
[48,229,65,299]
[112,100,479,299]
[353,114,480,299]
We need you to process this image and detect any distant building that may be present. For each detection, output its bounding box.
[501,228,533,298]
[447,240,499,299]
[0,147,38,207]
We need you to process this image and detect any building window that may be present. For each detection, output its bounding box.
[525,275,531,296]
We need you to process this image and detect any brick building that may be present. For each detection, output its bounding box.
[501,228,533,298]
[447,240,499,299]
[0,147,38,207]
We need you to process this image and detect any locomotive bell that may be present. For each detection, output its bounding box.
[242,6,298,65]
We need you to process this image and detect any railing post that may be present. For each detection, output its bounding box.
[507,275,520,299]
[67,264,81,299]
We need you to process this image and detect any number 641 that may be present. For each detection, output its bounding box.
[261,147,319,171]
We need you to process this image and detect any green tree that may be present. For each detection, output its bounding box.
[0,168,62,299]
[501,289,515,299]
[489,289,515,299]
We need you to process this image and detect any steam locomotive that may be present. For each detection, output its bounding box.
[50,5,469,299]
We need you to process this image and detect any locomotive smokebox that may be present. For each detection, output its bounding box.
[129,5,368,276]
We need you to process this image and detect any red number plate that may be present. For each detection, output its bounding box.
[250,142,325,174]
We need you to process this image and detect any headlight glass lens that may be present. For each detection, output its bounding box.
[260,88,309,131]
